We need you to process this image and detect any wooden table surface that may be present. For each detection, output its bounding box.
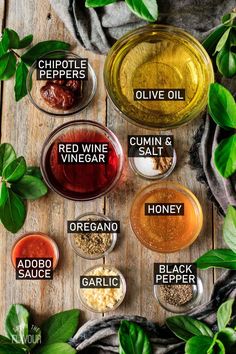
[0,0,225,333]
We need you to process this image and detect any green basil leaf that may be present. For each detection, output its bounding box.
[41,309,80,345]
[3,156,26,182]
[0,52,17,80]
[0,143,16,175]
[14,61,29,101]
[203,25,229,56]
[12,175,48,200]
[21,40,70,66]
[223,205,236,252]
[2,28,20,50]
[217,299,234,330]
[125,0,158,22]
[0,335,11,344]
[0,344,26,354]
[0,190,26,233]
[214,134,236,178]
[18,34,33,49]
[166,316,213,342]
[34,343,76,354]
[85,0,116,6]
[26,166,42,179]
[222,13,236,27]
[195,249,236,269]
[216,45,236,77]
[185,335,213,354]
[208,83,236,129]
[229,29,236,47]
[215,339,226,353]
[0,40,7,57]
[0,182,8,208]
[5,304,29,344]
[218,328,236,351]
[118,320,152,354]
[213,27,231,55]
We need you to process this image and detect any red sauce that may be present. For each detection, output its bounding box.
[12,233,59,269]
[44,129,121,200]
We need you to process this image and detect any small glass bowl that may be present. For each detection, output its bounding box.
[40,120,124,201]
[69,212,117,260]
[78,265,126,313]
[130,181,203,253]
[27,50,97,116]
[129,148,177,180]
[11,232,60,270]
[154,277,203,313]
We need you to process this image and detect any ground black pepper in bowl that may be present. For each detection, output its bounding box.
[159,284,193,306]
[154,277,203,313]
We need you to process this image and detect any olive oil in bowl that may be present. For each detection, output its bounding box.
[104,25,214,129]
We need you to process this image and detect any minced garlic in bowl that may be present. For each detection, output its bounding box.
[79,265,126,312]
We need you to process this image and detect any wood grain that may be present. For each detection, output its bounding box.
[105,101,214,322]
[0,0,221,335]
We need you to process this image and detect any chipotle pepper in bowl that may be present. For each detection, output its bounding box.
[40,79,82,110]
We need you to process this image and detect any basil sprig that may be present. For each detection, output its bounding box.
[195,204,236,270]
[0,304,80,354]
[85,0,158,22]
[118,320,152,354]
[0,28,70,101]
[0,143,48,233]
[167,299,236,354]
[203,11,236,77]
[208,83,236,179]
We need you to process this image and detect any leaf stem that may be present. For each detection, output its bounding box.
[11,49,20,59]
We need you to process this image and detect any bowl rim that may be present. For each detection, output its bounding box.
[27,50,97,117]
[130,180,204,253]
[40,119,124,201]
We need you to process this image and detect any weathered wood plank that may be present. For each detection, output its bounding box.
[106,101,214,323]
[0,0,106,331]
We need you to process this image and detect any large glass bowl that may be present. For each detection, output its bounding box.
[104,25,214,129]
[40,120,124,201]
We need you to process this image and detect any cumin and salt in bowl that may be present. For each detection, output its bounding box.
[104,25,214,129]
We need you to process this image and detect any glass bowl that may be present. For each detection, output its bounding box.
[130,181,203,253]
[11,232,59,270]
[78,265,126,313]
[27,50,97,116]
[104,25,214,129]
[69,212,117,260]
[40,120,124,201]
[154,277,203,313]
[129,148,177,180]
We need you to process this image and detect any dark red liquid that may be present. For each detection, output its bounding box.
[45,129,121,200]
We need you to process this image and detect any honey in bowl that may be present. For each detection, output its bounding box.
[130,182,203,253]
